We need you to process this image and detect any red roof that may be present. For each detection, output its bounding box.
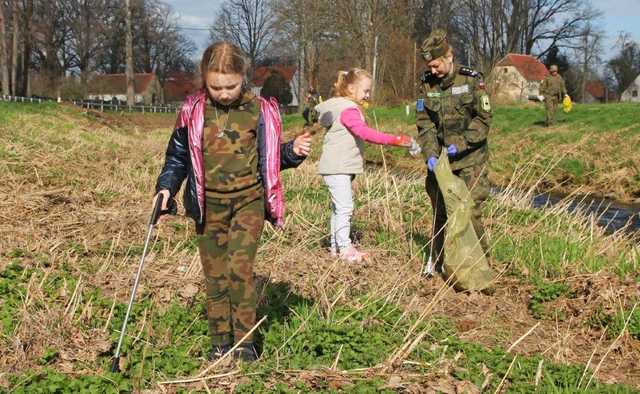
[88,73,156,94]
[164,72,197,103]
[496,54,548,82]
[585,80,605,99]
[251,66,297,87]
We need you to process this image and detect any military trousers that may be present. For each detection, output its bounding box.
[425,164,490,270]
[545,96,559,126]
[198,193,265,346]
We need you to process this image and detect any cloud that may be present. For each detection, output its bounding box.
[165,0,222,28]
[593,0,640,17]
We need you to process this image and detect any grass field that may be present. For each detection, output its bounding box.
[288,102,640,203]
[0,101,639,392]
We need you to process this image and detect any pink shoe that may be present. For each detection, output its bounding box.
[339,246,368,263]
[329,247,338,257]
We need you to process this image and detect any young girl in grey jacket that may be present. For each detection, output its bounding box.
[315,68,414,262]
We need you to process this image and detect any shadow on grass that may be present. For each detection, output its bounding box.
[254,276,313,354]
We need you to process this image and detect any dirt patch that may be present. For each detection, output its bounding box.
[62,103,175,132]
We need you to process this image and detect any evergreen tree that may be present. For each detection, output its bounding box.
[261,69,293,106]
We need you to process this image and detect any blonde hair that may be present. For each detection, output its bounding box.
[200,42,250,85]
[333,68,372,98]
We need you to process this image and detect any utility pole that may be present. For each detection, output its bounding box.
[125,0,135,106]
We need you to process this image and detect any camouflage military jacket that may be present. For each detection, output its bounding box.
[540,75,567,99]
[416,63,491,170]
[203,91,261,198]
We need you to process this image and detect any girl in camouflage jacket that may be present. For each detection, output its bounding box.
[154,42,311,362]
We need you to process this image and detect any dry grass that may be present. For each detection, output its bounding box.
[1,102,639,392]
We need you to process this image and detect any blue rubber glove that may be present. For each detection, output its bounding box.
[447,144,458,157]
[427,156,437,171]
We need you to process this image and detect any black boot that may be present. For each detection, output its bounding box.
[233,343,259,362]
[208,343,233,361]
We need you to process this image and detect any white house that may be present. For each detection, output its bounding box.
[621,74,640,103]
[488,54,549,103]
[86,73,163,105]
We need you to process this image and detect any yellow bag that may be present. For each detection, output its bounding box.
[562,95,572,113]
[434,149,496,291]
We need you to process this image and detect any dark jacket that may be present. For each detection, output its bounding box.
[156,92,305,233]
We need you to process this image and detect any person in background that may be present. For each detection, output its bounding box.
[302,87,321,126]
[540,64,569,126]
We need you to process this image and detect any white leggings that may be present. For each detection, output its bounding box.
[323,174,355,251]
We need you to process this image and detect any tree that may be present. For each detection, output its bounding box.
[209,0,276,67]
[62,0,112,93]
[607,34,640,95]
[31,1,72,97]
[132,0,195,84]
[273,0,332,109]
[415,0,466,63]
[260,68,292,106]
[10,0,18,94]
[125,0,134,105]
[0,1,9,95]
[19,0,33,96]
[544,46,570,75]
[573,24,603,102]
[452,0,602,71]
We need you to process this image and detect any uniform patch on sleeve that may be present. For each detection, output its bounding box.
[426,92,441,98]
[481,94,491,112]
[451,84,470,95]
[416,98,425,112]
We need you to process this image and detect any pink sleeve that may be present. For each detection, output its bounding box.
[340,107,397,145]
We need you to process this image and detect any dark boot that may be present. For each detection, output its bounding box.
[208,343,233,361]
[233,343,259,362]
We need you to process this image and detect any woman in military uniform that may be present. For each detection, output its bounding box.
[415,29,492,275]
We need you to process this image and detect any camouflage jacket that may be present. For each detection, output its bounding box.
[155,91,305,233]
[203,92,261,198]
[416,64,491,170]
[540,74,567,99]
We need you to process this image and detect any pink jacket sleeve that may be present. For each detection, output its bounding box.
[340,107,397,145]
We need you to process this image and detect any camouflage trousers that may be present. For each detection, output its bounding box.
[425,164,490,271]
[545,97,559,126]
[198,193,265,346]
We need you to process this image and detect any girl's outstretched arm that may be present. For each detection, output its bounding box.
[340,107,411,146]
[155,126,190,196]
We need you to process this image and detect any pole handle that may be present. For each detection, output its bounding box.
[150,193,165,226]
[110,356,120,373]
[150,192,177,226]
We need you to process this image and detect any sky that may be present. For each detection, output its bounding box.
[164,0,222,55]
[166,0,640,62]
[591,0,640,61]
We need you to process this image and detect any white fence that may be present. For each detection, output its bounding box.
[1,94,51,104]
[1,94,179,113]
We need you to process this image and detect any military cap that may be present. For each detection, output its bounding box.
[421,29,450,62]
